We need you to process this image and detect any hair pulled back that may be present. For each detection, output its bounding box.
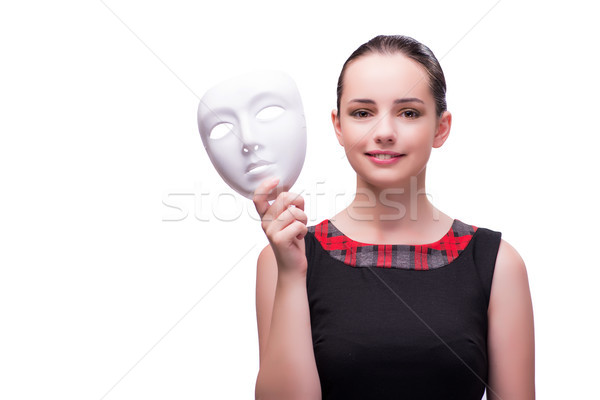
[336,35,447,117]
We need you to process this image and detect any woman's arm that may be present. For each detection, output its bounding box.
[487,239,535,400]
[253,180,321,400]
[255,245,321,400]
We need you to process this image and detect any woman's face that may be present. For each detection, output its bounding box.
[332,53,451,189]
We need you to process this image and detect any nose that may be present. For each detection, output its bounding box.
[237,115,262,155]
[242,143,261,154]
[372,113,397,144]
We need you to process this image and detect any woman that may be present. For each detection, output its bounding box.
[253,35,535,400]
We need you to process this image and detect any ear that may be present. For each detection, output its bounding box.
[331,109,344,147]
[433,111,452,148]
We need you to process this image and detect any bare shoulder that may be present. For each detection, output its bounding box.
[489,238,531,319]
[256,244,280,297]
[257,243,277,269]
[255,244,278,364]
[489,239,532,311]
[487,238,536,399]
[256,244,277,298]
[495,239,527,276]
[256,243,277,304]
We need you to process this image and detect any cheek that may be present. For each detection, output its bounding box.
[259,117,305,155]
[207,138,245,173]
[402,123,435,147]
[340,121,372,147]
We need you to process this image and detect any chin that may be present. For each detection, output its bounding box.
[357,174,403,189]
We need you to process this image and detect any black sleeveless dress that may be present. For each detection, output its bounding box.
[304,219,502,400]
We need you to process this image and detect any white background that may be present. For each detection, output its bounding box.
[1,1,598,399]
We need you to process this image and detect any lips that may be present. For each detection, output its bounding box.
[246,159,273,174]
[365,150,404,160]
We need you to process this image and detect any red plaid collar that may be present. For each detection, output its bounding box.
[308,219,478,270]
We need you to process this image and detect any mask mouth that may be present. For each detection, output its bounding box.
[246,159,273,174]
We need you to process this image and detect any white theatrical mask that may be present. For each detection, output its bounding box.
[197,71,307,199]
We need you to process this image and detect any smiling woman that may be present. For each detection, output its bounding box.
[253,35,535,400]
[332,50,450,199]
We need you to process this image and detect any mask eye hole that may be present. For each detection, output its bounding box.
[256,106,285,121]
[210,122,233,140]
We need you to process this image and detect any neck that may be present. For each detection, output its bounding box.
[344,169,440,231]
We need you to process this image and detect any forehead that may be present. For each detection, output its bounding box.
[342,53,433,103]
[200,71,300,109]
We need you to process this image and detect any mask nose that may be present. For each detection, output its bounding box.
[237,115,262,155]
[242,143,260,154]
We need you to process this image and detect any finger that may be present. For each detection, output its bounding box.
[253,177,280,218]
[267,205,308,235]
[263,192,305,224]
[265,207,308,243]
[271,220,308,245]
[284,206,309,240]
[285,192,305,212]
[281,204,308,226]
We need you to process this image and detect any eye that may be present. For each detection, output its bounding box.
[256,105,285,121]
[401,110,420,119]
[351,110,371,119]
[210,122,234,140]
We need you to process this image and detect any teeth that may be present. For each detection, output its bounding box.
[372,154,395,160]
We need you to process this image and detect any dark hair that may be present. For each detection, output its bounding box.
[336,35,447,117]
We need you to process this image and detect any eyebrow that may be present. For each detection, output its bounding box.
[348,97,425,105]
